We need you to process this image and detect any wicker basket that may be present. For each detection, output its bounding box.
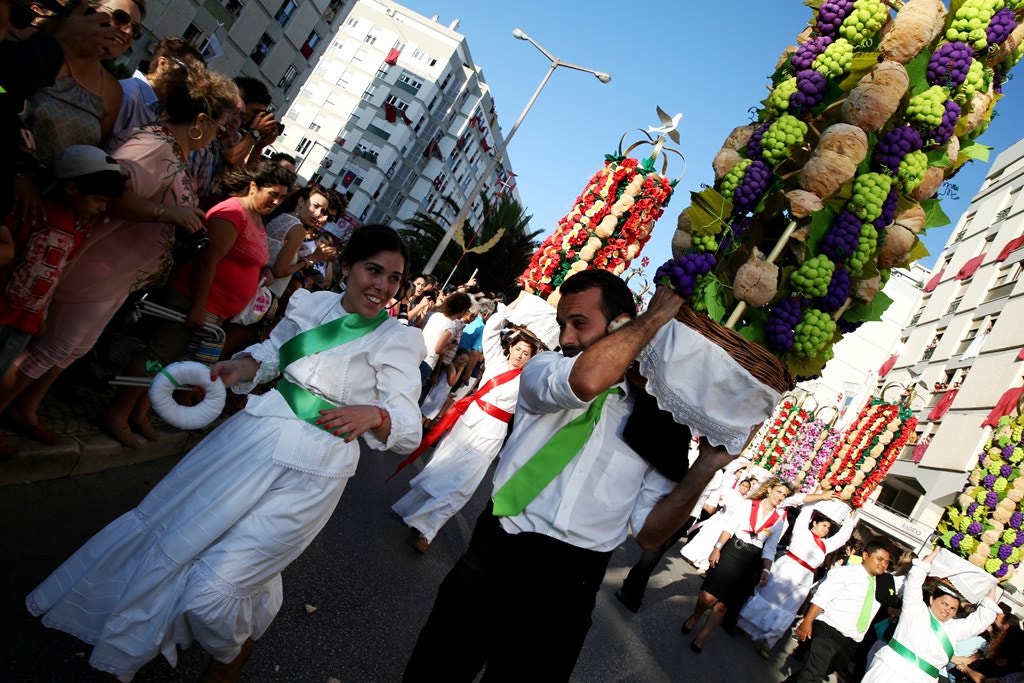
[675,304,795,394]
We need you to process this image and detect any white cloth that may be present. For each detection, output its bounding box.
[492,352,675,553]
[506,291,560,350]
[738,504,856,647]
[927,547,998,604]
[148,361,226,430]
[394,305,523,541]
[421,312,461,370]
[720,496,794,560]
[812,563,884,642]
[862,559,999,683]
[637,319,782,454]
[681,473,748,570]
[25,290,423,681]
[265,214,314,298]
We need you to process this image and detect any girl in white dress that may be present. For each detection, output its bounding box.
[737,502,857,656]
[681,473,755,572]
[26,225,424,682]
[862,548,1000,683]
[393,302,542,553]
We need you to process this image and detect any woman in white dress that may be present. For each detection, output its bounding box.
[681,473,756,572]
[26,225,424,682]
[862,548,1000,683]
[393,301,542,553]
[737,502,857,656]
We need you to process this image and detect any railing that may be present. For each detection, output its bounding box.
[945,297,962,315]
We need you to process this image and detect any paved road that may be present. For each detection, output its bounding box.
[1,444,806,682]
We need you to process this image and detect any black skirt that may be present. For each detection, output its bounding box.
[701,537,763,609]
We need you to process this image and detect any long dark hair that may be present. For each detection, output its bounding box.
[219,160,296,196]
[268,183,331,221]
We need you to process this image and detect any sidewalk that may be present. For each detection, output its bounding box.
[0,379,211,488]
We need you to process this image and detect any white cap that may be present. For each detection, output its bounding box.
[53,145,127,180]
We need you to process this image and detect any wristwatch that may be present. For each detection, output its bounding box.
[247,127,263,142]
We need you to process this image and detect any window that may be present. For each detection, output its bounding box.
[412,49,437,67]
[300,31,320,59]
[396,72,423,93]
[278,65,299,91]
[875,481,922,517]
[275,0,298,26]
[296,137,313,155]
[251,34,274,64]
[384,94,409,111]
[221,0,243,19]
[361,84,376,101]
[985,262,1022,302]
[346,17,359,29]
[308,122,321,132]
[364,31,377,46]
[183,22,203,44]
[366,124,390,141]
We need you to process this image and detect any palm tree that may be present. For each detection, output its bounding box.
[463,193,541,296]
[399,196,461,275]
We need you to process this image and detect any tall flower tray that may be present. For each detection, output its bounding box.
[772,404,844,492]
[748,393,814,470]
[938,393,1024,583]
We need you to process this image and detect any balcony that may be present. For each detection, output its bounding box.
[983,281,1015,303]
[945,297,963,315]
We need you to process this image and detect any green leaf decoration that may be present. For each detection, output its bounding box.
[704,278,726,323]
[905,50,933,96]
[739,323,767,344]
[906,237,930,264]
[844,290,894,323]
[804,0,824,9]
[839,53,881,91]
[959,140,992,164]
[686,188,733,237]
[920,199,951,229]
[806,205,835,255]
[926,149,951,168]
[787,352,829,379]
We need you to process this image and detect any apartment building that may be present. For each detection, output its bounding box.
[119,0,344,107]
[271,0,521,229]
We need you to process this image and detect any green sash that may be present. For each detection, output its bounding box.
[888,612,953,680]
[277,308,388,431]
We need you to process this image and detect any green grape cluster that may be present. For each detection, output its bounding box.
[848,223,878,274]
[956,59,989,103]
[719,159,752,201]
[905,85,949,128]
[898,150,928,192]
[790,255,836,298]
[848,173,893,222]
[812,38,854,79]
[760,115,808,165]
[838,0,889,45]
[946,0,1005,51]
[692,233,718,253]
[793,307,837,357]
[766,77,799,116]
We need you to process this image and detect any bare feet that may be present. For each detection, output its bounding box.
[129,413,160,442]
[97,411,141,449]
[4,411,60,445]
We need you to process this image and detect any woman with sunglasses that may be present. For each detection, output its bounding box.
[26,0,146,167]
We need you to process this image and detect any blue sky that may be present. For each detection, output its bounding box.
[401,1,1024,277]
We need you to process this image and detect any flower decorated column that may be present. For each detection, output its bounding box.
[770,405,844,492]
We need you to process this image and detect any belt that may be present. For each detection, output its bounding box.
[475,399,513,423]
[786,551,815,572]
[889,638,940,678]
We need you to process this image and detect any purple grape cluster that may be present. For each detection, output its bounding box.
[656,252,717,298]
[816,0,855,38]
[746,121,771,161]
[986,8,1018,47]
[1001,463,1014,478]
[733,159,772,214]
[716,217,751,255]
[873,188,899,230]
[820,210,862,261]
[836,317,863,334]
[926,100,961,146]
[792,36,833,70]
[999,544,1014,561]
[816,266,851,312]
[790,69,829,114]
[766,296,809,353]
[983,474,997,489]
[967,502,980,517]
[968,521,984,535]
[873,125,923,173]
[927,41,973,89]
[994,66,1005,95]
[1012,511,1024,529]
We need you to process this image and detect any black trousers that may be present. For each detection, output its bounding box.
[404,504,612,683]
[787,621,859,683]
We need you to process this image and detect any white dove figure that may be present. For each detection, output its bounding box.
[647,106,682,144]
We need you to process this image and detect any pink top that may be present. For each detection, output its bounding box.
[171,197,270,319]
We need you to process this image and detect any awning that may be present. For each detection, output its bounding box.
[955,254,986,280]
[996,235,1024,262]
[927,388,958,421]
[982,387,1024,428]
[923,270,943,292]
[879,355,898,377]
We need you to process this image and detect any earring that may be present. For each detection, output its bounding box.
[188,125,203,141]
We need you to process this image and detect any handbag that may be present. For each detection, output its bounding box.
[229,285,274,325]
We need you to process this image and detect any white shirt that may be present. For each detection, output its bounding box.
[721,497,791,561]
[812,563,882,642]
[492,352,675,553]
[421,312,460,370]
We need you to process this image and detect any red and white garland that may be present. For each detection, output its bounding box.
[749,399,809,471]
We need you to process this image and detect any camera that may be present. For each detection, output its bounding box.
[276,122,285,135]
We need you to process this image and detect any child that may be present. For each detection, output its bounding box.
[420,348,470,427]
[0,145,127,385]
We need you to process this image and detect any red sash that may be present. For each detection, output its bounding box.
[748,499,784,537]
[786,534,825,572]
[388,368,521,480]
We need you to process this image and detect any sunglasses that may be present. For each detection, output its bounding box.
[95,5,143,40]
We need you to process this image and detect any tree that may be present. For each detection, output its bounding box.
[464,193,540,297]
[399,196,461,276]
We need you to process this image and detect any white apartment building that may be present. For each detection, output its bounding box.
[867,137,1024,600]
[271,0,521,228]
[120,0,344,107]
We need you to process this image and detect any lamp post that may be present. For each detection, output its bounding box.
[421,28,610,274]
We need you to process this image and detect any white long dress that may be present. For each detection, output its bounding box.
[737,503,856,648]
[681,478,747,571]
[392,304,522,542]
[862,558,999,683]
[25,290,424,681]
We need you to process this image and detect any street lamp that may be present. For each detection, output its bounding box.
[421,29,610,274]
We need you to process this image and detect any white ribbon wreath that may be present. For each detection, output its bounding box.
[148,361,227,430]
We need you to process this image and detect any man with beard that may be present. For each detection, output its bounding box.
[404,269,687,682]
